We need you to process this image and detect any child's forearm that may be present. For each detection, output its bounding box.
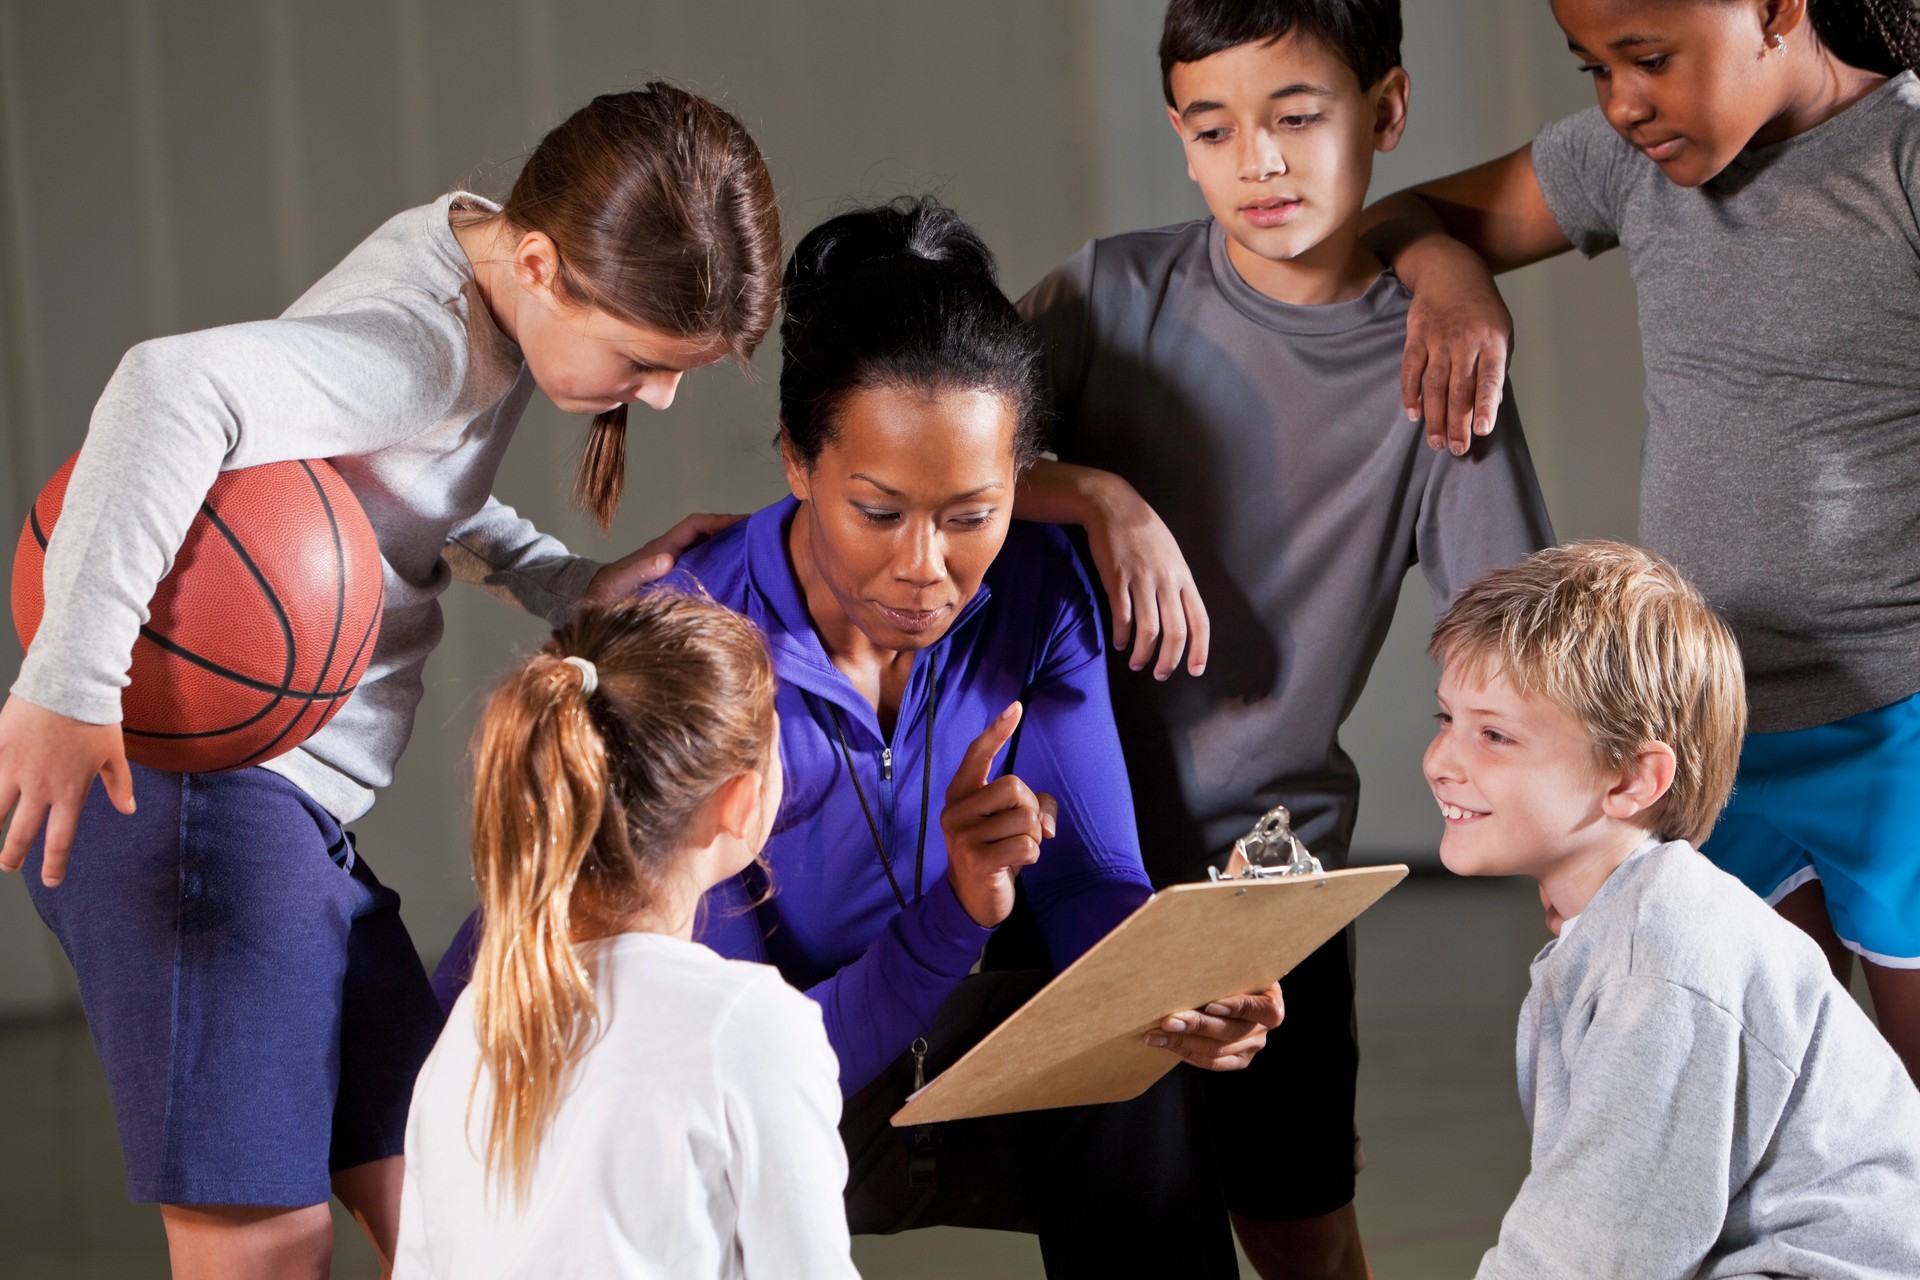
[1365,147,1573,279]
[1014,461,1209,679]
[1362,191,1514,298]
[1013,459,1141,529]
[1359,190,1454,273]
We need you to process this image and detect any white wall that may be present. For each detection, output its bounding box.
[0,0,1648,1014]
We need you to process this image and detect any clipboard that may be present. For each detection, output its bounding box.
[891,862,1406,1126]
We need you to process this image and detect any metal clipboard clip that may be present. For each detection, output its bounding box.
[1209,804,1324,882]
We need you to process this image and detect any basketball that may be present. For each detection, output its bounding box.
[11,453,384,773]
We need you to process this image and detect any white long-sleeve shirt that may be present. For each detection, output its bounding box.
[11,193,598,821]
[1480,840,1920,1278]
[397,933,858,1280]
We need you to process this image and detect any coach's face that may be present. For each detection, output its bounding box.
[783,383,1017,655]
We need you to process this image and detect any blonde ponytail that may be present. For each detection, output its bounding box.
[465,595,776,1202]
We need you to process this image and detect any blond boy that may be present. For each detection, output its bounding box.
[1425,542,1920,1278]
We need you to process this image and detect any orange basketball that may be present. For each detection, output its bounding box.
[12,453,384,773]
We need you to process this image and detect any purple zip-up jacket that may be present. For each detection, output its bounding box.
[672,497,1153,1094]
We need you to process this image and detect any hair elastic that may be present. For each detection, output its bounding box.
[561,655,599,698]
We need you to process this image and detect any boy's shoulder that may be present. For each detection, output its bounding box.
[1029,218,1409,371]
[1558,841,1835,1048]
[1085,219,1215,273]
[1073,219,1407,316]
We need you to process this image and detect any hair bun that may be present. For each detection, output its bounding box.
[784,196,998,305]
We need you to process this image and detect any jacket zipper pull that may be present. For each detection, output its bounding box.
[908,1035,938,1186]
[882,746,893,782]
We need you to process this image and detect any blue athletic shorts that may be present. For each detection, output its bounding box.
[1705,690,1920,968]
[24,764,444,1206]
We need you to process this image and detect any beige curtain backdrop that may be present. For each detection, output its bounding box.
[0,0,1645,1015]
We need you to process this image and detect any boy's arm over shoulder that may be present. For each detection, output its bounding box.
[1015,237,1211,679]
[1416,387,1555,611]
[1478,973,1792,1279]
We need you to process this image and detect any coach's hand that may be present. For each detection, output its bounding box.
[1145,982,1284,1070]
[942,702,1056,928]
[583,512,745,605]
[0,696,136,888]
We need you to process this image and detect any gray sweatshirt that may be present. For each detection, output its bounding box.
[1480,840,1920,1279]
[10,194,600,822]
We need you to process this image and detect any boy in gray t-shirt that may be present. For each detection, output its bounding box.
[1426,543,1920,1279]
[1014,0,1551,1273]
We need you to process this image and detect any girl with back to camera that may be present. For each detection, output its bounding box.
[395,594,858,1280]
[0,85,782,1277]
[1364,0,1920,1083]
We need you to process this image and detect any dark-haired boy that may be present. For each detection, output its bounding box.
[1017,1,1553,1274]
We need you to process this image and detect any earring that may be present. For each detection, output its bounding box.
[1768,33,1786,54]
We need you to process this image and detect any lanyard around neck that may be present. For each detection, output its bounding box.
[814,649,941,912]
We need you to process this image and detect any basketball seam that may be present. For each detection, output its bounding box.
[229,462,353,769]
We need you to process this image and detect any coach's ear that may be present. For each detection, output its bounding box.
[781,428,813,504]
[1603,741,1676,823]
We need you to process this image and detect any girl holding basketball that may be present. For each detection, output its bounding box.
[394,592,857,1279]
[0,86,781,1279]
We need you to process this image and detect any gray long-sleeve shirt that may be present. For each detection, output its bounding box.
[11,194,599,822]
[1020,222,1553,874]
[1482,840,1920,1279]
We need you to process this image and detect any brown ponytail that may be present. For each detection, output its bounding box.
[488,83,783,529]
[466,593,777,1201]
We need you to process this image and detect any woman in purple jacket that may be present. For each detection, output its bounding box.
[672,199,1271,1275]
[438,199,1272,1275]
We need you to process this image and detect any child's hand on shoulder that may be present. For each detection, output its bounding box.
[584,512,745,605]
[1399,236,1513,455]
[1081,481,1210,682]
[0,696,135,887]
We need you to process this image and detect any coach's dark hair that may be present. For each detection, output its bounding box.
[1795,0,1920,74]
[468,84,782,530]
[1159,0,1403,105]
[777,197,1046,472]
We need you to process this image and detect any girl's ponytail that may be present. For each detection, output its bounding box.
[466,595,777,1201]
[468,649,617,1201]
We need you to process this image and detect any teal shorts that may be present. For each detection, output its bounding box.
[1705,690,1920,968]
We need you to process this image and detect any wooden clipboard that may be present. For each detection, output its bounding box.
[891,864,1406,1126]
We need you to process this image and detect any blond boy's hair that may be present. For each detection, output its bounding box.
[1429,542,1747,846]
